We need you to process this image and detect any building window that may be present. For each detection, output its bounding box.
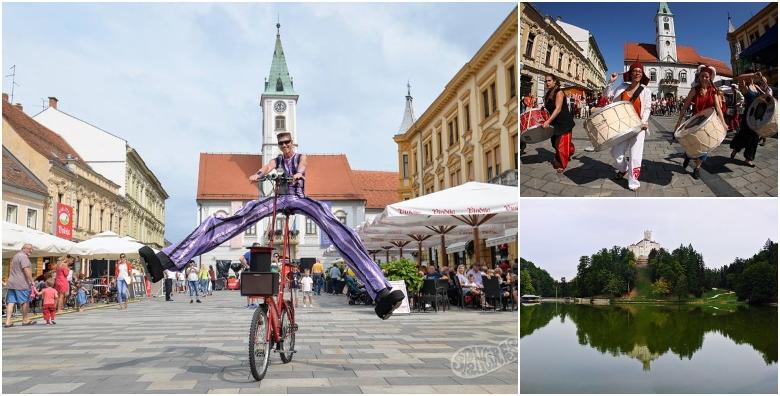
[545,45,552,66]
[513,135,518,170]
[245,223,257,235]
[650,69,657,82]
[485,151,493,180]
[482,88,490,119]
[412,151,418,175]
[494,147,501,175]
[110,213,114,231]
[88,204,94,231]
[334,210,347,225]
[448,120,454,146]
[664,22,669,31]
[525,34,535,58]
[402,154,409,179]
[665,70,673,80]
[276,217,285,232]
[437,130,442,156]
[99,209,104,232]
[490,83,497,116]
[6,204,18,223]
[118,217,122,234]
[275,116,286,131]
[305,218,317,235]
[558,52,563,70]
[58,193,63,203]
[508,64,516,99]
[75,200,81,229]
[679,70,687,83]
[467,160,474,181]
[464,104,471,132]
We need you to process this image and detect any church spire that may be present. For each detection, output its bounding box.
[264,21,296,96]
[727,13,736,33]
[397,81,416,134]
[657,2,672,15]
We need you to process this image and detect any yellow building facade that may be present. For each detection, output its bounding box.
[519,3,593,101]
[393,7,518,267]
[727,2,777,85]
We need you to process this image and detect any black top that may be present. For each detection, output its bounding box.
[544,89,576,136]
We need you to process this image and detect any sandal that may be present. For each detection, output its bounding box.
[3,323,13,328]
[21,321,37,326]
[556,168,565,174]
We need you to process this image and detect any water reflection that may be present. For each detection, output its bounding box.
[520,303,777,370]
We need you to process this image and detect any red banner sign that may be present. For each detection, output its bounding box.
[56,203,73,240]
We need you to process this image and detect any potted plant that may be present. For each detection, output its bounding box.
[380,258,424,294]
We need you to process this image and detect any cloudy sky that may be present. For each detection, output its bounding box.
[521,199,778,280]
[2,2,516,242]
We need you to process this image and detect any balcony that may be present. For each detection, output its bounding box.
[489,169,518,187]
[268,229,300,245]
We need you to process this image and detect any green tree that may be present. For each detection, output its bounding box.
[603,274,626,297]
[520,270,535,295]
[675,274,688,301]
[651,278,671,297]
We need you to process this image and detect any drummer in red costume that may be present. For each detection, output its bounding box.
[604,62,652,191]
[541,74,576,173]
[674,65,727,179]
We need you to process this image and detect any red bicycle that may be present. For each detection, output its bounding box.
[246,173,299,381]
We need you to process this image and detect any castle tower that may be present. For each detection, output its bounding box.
[644,230,652,241]
[655,2,678,63]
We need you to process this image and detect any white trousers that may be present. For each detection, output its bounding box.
[611,130,646,190]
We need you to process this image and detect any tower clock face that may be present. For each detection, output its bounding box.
[663,17,669,22]
[274,100,287,113]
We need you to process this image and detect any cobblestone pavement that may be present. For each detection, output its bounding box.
[520,115,778,197]
[2,289,517,394]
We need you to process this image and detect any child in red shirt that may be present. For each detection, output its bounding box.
[41,278,59,325]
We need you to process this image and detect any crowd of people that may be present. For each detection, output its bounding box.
[521,63,775,189]
[417,261,519,310]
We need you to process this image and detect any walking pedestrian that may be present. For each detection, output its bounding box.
[164,268,176,301]
[290,265,301,308]
[4,244,37,328]
[54,255,70,313]
[41,278,58,325]
[541,74,576,173]
[185,261,201,303]
[301,268,314,307]
[74,278,88,312]
[730,71,766,167]
[329,264,342,295]
[115,253,132,310]
[604,63,652,191]
[208,265,216,295]
[311,258,324,295]
[198,264,209,296]
[177,270,185,293]
[674,65,727,179]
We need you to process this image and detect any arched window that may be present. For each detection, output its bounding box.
[276,78,283,92]
[664,23,669,31]
[679,70,687,83]
[650,69,657,82]
[213,210,228,219]
[275,116,286,131]
[665,70,673,80]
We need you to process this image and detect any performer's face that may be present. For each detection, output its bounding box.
[631,69,643,83]
[278,137,293,155]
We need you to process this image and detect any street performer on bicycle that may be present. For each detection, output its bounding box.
[140,131,406,319]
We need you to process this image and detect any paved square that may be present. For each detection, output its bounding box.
[3,289,517,394]
[520,115,778,196]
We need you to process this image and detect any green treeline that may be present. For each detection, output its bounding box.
[704,240,778,304]
[521,240,777,303]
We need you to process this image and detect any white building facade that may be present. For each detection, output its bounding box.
[628,230,662,260]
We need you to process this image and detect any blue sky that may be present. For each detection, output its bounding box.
[2,2,515,243]
[530,1,770,76]
[520,199,779,280]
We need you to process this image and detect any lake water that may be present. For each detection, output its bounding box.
[520,303,778,393]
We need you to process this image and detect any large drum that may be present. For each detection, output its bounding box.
[520,108,554,144]
[674,107,727,158]
[584,101,643,151]
[746,94,777,138]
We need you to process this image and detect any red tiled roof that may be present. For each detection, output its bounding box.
[196,153,367,201]
[624,43,733,77]
[2,147,49,196]
[2,100,88,167]
[352,170,400,209]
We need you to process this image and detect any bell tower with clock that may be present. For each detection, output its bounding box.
[261,22,299,163]
[655,2,677,63]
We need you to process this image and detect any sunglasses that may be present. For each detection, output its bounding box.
[278,140,292,146]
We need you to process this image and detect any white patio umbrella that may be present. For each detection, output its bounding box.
[74,231,145,259]
[375,182,517,266]
[2,221,84,258]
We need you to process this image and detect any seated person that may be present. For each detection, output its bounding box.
[462,273,486,307]
[424,265,442,280]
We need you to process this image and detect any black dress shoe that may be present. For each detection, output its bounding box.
[374,288,405,320]
[139,247,177,283]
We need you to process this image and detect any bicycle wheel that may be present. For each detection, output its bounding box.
[248,305,272,381]
[278,304,296,363]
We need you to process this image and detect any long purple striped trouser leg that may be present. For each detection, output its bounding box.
[162,194,391,300]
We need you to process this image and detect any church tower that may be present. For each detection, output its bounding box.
[655,2,678,63]
[261,22,299,163]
